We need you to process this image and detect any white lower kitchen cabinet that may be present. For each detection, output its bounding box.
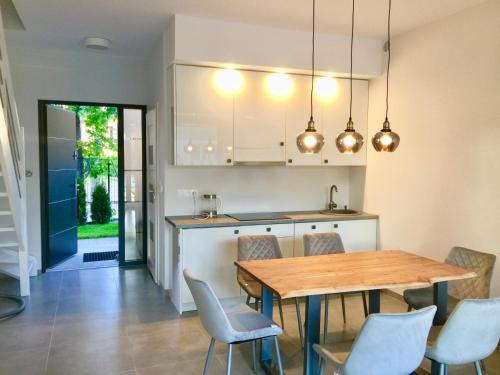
[170,219,377,313]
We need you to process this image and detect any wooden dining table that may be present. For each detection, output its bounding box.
[235,250,476,375]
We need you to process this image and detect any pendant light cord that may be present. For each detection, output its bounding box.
[349,0,354,121]
[310,0,315,121]
[385,0,391,121]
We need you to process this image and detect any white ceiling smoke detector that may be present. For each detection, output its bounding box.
[84,37,111,50]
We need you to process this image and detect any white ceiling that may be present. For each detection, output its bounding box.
[7,0,487,58]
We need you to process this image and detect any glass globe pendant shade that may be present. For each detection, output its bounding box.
[336,118,364,154]
[372,118,400,152]
[296,118,325,154]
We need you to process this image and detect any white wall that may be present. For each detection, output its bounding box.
[362,0,500,296]
[173,15,383,78]
[7,44,149,270]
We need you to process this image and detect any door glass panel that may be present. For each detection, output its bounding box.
[123,108,144,262]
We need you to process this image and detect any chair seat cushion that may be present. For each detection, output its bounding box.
[224,303,283,342]
[403,287,458,316]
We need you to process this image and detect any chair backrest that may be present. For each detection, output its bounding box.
[183,269,235,343]
[446,247,496,299]
[237,235,282,260]
[343,306,436,375]
[427,298,500,365]
[303,232,345,256]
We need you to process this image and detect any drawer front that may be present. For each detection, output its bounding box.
[236,223,294,238]
[331,219,377,252]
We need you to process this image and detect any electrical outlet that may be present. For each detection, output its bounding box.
[177,189,199,198]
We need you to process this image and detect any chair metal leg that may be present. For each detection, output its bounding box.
[474,361,484,375]
[226,344,233,375]
[340,294,346,323]
[254,298,260,311]
[323,294,330,344]
[203,338,216,375]
[407,304,412,312]
[273,336,284,375]
[318,357,325,375]
[295,297,304,348]
[251,340,257,373]
[278,299,285,329]
[361,291,368,317]
[246,295,251,305]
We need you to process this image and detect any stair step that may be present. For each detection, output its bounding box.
[0,258,35,280]
[0,227,15,232]
[0,192,7,197]
[0,242,18,248]
[0,210,11,216]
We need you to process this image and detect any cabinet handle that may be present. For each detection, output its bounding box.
[227,158,232,163]
[324,159,329,164]
[288,159,293,164]
[266,227,271,232]
[280,142,284,146]
[333,224,338,229]
[234,229,239,234]
[311,225,316,230]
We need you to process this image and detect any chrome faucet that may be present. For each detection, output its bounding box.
[328,185,338,211]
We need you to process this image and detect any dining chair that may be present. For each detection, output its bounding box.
[237,235,303,343]
[425,298,500,375]
[183,269,284,375]
[302,232,368,344]
[404,247,496,315]
[314,306,437,375]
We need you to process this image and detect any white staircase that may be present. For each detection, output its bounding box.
[0,6,33,296]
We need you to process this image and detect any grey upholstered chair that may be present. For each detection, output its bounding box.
[314,306,437,375]
[303,232,368,343]
[237,235,303,342]
[184,269,284,375]
[425,298,500,375]
[404,247,496,314]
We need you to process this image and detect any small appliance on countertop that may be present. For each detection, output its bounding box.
[227,212,291,221]
[200,193,222,218]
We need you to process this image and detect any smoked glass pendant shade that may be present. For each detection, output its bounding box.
[296,118,324,154]
[336,118,363,154]
[372,118,400,152]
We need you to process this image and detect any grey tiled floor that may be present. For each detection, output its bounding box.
[0,268,498,375]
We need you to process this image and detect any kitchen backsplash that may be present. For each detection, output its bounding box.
[164,165,354,216]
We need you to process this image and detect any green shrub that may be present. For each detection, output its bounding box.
[77,177,87,225]
[91,184,112,224]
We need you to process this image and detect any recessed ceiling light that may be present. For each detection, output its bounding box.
[84,37,111,50]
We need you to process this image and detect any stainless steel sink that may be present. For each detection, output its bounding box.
[319,209,361,215]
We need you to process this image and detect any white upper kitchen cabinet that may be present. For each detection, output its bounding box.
[175,65,234,166]
[285,74,323,166]
[320,79,368,166]
[233,70,286,163]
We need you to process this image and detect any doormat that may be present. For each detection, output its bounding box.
[83,251,118,262]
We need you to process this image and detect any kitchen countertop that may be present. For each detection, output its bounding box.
[165,211,378,229]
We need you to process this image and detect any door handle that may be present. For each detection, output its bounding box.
[73,150,78,160]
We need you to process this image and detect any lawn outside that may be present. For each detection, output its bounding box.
[78,222,118,239]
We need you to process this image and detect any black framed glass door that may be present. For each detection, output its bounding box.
[118,106,147,266]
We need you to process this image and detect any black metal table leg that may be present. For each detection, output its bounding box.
[430,360,442,375]
[261,286,279,374]
[303,295,321,375]
[368,289,381,314]
[433,281,448,325]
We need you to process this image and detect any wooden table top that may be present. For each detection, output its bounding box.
[234,250,476,299]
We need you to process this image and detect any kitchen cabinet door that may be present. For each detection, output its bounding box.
[293,222,333,257]
[285,74,322,166]
[332,219,377,252]
[181,227,241,306]
[175,65,234,166]
[234,70,286,162]
[321,79,368,166]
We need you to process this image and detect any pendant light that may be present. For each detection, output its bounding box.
[336,0,363,154]
[372,0,400,152]
[296,0,324,154]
